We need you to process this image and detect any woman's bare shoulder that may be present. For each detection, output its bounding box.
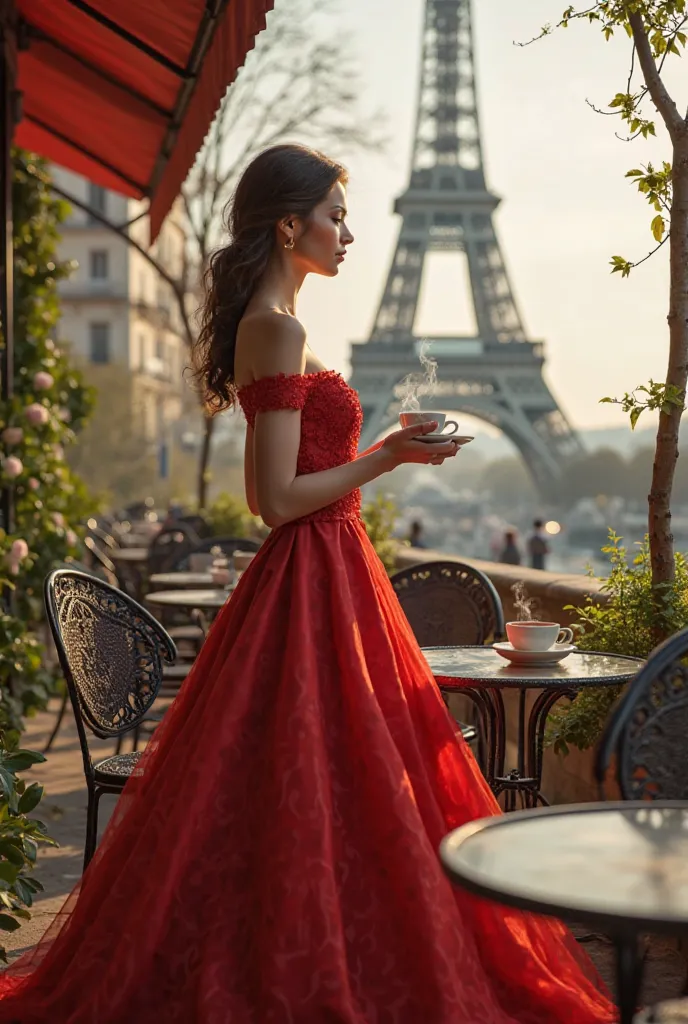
[236,310,306,382]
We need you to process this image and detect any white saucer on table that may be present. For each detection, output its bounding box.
[417,434,474,445]
[492,642,577,667]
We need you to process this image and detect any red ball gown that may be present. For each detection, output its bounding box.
[0,371,615,1022]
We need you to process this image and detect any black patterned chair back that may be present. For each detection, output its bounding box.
[389,561,505,647]
[147,522,201,575]
[177,514,213,539]
[596,627,688,801]
[44,569,176,742]
[171,535,261,570]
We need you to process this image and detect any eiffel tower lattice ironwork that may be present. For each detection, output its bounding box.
[348,0,583,496]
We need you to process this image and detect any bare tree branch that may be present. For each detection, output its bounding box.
[181,0,386,257]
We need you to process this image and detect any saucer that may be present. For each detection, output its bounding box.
[493,642,576,667]
[417,434,474,445]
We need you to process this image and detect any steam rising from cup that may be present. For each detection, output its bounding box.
[399,340,438,413]
[511,582,539,622]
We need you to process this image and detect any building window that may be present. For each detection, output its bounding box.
[88,183,107,221]
[89,250,109,279]
[89,322,110,364]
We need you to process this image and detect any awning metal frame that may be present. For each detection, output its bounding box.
[0,0,233,541]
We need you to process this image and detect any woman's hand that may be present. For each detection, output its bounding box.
[379,421,459,469]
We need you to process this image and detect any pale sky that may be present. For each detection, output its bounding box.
[291,0,682,431]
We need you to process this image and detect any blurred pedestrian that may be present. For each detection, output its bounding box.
[408,519,426,548]
[527,518,550,571]
[499,529,521,566]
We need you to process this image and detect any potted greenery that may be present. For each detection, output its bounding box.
[546,532,688,755]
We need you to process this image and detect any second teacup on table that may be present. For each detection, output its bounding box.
[496,621,576,667]
[506,620,573,653]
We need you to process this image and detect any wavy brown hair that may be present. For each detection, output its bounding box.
[192,143,348,413]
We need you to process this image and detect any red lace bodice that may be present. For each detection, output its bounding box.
[237,370,363,523]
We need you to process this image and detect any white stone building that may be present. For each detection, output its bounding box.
[52,168,192,458]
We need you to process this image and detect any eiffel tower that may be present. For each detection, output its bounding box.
[349,0,582,497]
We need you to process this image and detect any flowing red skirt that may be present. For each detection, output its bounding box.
[0,520,615,1022]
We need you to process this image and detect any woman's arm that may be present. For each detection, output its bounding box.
[244,313,457,528]
[356,440,384,459]
[243,425,259,515]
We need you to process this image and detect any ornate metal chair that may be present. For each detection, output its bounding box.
[170,534,261,570]
[177,513,213,539]
[389,560,506,758]
[390,560,505,647]
[44,546,120,755]
[44,569,177,869]
[147,522,201,576]
[595,630,688,1013]
[595,626,688,801]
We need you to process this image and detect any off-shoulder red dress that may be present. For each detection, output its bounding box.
[0,371,615,1022]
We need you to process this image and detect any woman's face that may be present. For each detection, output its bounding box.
[293,181,354,277]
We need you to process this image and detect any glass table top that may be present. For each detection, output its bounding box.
[422,645,642,688]
[440,802,688,932]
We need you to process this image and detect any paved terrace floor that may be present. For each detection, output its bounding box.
[3,699,686,1009]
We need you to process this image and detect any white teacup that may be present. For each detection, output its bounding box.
[506,621,574,653]
[398,411,459,436]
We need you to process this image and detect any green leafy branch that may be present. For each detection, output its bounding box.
[520,7,685,275]
[609,162,672,275]
[600,379,685,428]
[0,732,56,961]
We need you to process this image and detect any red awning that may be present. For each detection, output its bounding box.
[13,0,273,238]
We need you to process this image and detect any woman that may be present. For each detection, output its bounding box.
[0,145,615,1022]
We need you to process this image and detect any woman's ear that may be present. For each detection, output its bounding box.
[278,217,299,249]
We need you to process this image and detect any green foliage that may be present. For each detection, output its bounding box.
[0,150,97,728]
[534,6,687,435]
[362,494,400,575]
[204,492,262,538]
[0,730,56,962]
[546,532,688,754]
[600,379,685,429]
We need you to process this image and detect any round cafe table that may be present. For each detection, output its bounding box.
[440,801,688,1024]
[145,589,230,612]
[422,646,642,809]
[148,572,213,589]
[110,547,149,564]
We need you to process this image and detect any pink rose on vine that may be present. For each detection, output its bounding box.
[33,371,54,391]
[1,427,23,446]
[10,539,29,561]
[2,456,23,479]
[25,403,49,426]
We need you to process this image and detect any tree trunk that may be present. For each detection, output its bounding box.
[648,134,688,614]
[197,411,215,509]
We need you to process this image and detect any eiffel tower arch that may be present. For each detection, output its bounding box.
[348,0,583,499]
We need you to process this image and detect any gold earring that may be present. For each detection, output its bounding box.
[284,236,295,250]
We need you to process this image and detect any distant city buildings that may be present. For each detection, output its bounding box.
[52,168,193,466]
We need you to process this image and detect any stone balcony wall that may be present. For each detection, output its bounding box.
[395,546,608,624]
